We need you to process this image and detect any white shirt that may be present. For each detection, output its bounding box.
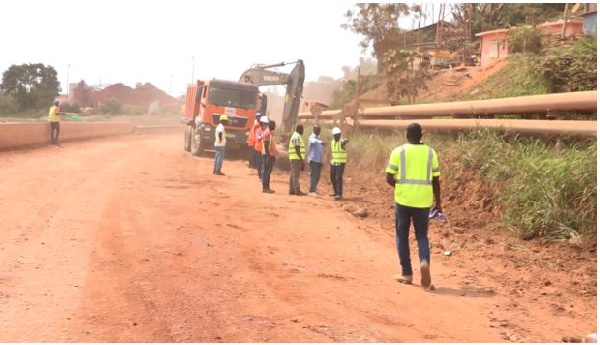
[214,123,226,147]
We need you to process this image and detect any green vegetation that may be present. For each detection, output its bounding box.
[346,128,597,242]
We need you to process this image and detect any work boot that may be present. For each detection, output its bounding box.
[215,171,225,176]
[394,274,413,284]
[420,260,431,288]
[296,191,306,196]
[262,189,275,194]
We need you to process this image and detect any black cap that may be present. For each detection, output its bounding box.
[407,123,422,136]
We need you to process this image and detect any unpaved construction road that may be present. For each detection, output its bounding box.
[0,132,595,342]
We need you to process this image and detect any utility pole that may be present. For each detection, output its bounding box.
[561,3,570,39]
[191,56,195,83]
[66,64,71,100]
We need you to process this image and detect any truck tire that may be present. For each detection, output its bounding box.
[191,130,203,156]
[184,125,192,152]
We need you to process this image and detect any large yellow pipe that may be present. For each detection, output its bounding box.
[298,91,597,119]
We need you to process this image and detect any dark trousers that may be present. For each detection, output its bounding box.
[254,150,263,179]
[309,161,323,193]
[248,146,256,168]
[395,204,431,276]
[50,122,60,144]
[262,155,273,190]
[329,163,345,197]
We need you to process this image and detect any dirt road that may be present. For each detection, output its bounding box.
[0,132,594,342]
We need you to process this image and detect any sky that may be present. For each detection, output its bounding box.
[1,0,380,98]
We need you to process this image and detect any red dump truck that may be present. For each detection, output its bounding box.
[182,79,266,155]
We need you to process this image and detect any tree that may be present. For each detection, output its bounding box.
[0,63,60,111]
[71,80,93,108]
[383,49,430,105]
[341,3,421,72]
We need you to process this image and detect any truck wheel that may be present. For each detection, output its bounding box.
[191,131,203,156]
[184,125,192,152]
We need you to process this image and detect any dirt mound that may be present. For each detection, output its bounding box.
[92,83,178,111]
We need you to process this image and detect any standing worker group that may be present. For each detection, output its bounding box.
[288,124,306,196]
[307,124,325,196]
[385,123,442,289]
[48,100,62,145]
[330,127,348,200]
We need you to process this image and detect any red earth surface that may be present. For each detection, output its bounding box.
[0,131,595,342]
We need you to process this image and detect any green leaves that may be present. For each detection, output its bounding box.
[0,63,60,111]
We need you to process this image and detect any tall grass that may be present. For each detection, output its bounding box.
[345,128,597,241]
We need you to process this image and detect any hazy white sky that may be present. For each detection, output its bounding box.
[1,0,380,97]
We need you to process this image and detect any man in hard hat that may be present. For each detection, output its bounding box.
[261,119,277,194]
[213,115,229,176]
[307,124,325,196]
[288,124,306,196]
[385,123,441,289]
[48,99,62,145]
[247,112,262,169]
[329,126,348,200]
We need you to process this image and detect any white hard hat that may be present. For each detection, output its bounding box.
[332,127,341,135]
[259,116,269,124]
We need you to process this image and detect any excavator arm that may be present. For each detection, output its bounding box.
[239,60,305,139]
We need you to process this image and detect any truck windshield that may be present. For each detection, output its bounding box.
[209,86,256,109]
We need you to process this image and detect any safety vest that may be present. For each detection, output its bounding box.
[386,143,440,208]
[288,131,305,160]
[48,105,60,122]
[330,139,347,165]
[262,129,276,156]
[254,126,263,152]
[247,120,259,146]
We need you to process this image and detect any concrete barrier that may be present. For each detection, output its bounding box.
[0,122,135,150]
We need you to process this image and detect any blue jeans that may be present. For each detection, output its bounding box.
[254,150,263,179]
[395,203,430,276]
[262,155,273,190]
[214,146,225,173]
[309,161,322,193]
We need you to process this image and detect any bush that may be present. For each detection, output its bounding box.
[99,98,122,115]
[0,94,18,115]
[507,26,543,54]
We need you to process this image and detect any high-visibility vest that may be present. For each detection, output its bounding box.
[262,129,276,156]
[385,143,440,208]
[48,105,60,122]
[288,131,305,160]
[330,139,347,165]
[254,126,263,152]
[247,120,259,146]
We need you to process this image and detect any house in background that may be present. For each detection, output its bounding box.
[583,3,597,34]
[475,18,585,70]
[475,29,509,70]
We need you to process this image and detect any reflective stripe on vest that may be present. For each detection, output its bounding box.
[395,146,434,185]
[288,132,305,160]
[330,140,347,164]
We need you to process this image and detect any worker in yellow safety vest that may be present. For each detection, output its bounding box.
[48,100,62,145]
[385,123,442,289]
[288,124,306,195]
[329,127,348,200]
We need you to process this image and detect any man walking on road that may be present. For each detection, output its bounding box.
[385,123,441,289]
[288,124,306,196]
[307,124,325,196]
[261,119,277,194]
[330,127,348,200]
[213,115,228,176]
[48,100,62,145]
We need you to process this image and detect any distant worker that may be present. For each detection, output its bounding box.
[307,124,325,196]
[261,119,277,194]
[48,99,62,145]
[247,112,262,169]
[213,115,229,176]
[254,116,266,180]
[329,127,348,200]
[288,124,306,196]
[385,123,441,289]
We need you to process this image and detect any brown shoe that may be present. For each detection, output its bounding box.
[394,274,413,284]
[420,260,431,288]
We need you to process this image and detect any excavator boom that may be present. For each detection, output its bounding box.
[239,60,305,138]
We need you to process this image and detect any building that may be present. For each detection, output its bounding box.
[583,3,597,34]
[475,29,509,70]
[538,19,583,37]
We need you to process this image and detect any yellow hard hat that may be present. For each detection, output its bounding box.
[220,115,229,121]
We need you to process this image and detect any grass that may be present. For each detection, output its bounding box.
[344,128,597,242]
